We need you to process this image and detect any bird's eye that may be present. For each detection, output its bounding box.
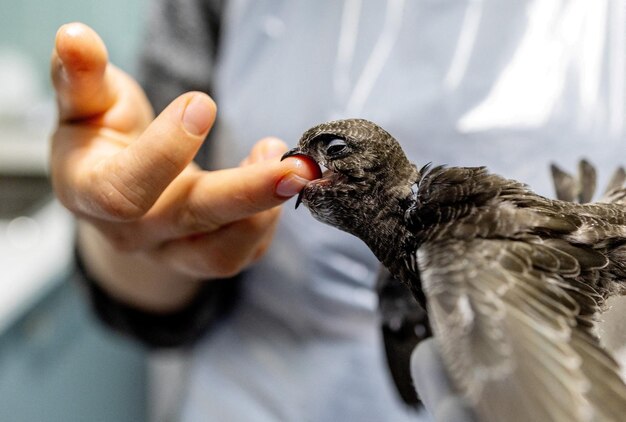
[325,138,348,156]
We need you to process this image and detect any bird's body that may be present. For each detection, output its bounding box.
[283,118,626,421]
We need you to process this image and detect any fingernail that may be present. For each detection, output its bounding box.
[182,94,214,136]
[276,173,310,197]
[262,138,287,161]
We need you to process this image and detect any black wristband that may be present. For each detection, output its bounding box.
[74,247,241,349]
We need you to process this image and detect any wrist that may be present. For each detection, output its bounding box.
[77,221,203,312]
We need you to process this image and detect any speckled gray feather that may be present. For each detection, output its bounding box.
[284,118,626,422]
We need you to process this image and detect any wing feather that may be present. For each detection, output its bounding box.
[418,238,626,422]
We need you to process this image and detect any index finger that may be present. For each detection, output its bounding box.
[51,23,116,122]
[177,156,320,233]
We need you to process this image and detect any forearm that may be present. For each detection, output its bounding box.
[77,221,202,313]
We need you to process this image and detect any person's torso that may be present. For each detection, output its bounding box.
[184,1,626,420]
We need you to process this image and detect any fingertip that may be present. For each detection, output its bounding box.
[55,22,108,73]
[275,173,311,198]
[181,92,217,136]
[247,137,288,164]
[260,137,288,161]
[273,156,322,198]
[282,156,323,180]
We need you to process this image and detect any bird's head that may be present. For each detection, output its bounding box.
[282,119,417,235]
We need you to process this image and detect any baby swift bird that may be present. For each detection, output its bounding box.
[282,118,626,422]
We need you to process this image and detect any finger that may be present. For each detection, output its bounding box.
[158,208,281,279]
[51,23,116,121]
[242,137,289,166]
[79,134,285,247]
[54,92,216,221]
[52,23,152,135]
[177,154,319,234]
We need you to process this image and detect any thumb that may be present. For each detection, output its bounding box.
[58,92,216,221]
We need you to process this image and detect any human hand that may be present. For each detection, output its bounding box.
[50,23,318,311]
[411,338,477,422]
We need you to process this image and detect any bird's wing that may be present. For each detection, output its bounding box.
[550,159,626,204]
[603,167,626,198]
[578,159,597,203]
[550,159,596,203]
[551,163,577,202]
[418,237,626,422]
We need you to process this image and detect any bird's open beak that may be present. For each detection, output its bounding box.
[280,148,317,209]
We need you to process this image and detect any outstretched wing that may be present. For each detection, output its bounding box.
[418,237,626,422]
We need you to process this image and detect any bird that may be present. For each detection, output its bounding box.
[282,118,626,422]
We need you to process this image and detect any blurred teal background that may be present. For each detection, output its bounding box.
[0,1,152,421]
[0,0,147,91]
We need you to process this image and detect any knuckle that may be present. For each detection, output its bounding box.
[179,205,221,234]
[89,168,150,220]
[92,188,146,220]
